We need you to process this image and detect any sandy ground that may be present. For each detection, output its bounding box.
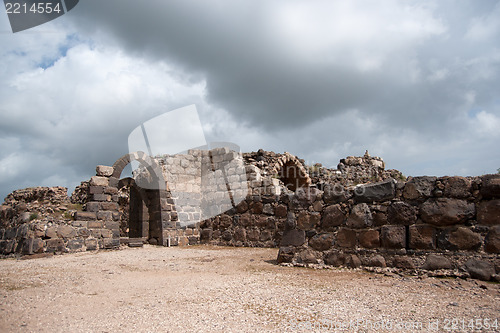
[0,245,499,332]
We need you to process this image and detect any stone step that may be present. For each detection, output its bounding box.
[121,237,145,247]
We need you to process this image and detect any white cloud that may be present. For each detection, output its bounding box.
[1,0,500,200]
[465,2,500,41]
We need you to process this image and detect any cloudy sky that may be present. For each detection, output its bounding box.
[1,0,499,200]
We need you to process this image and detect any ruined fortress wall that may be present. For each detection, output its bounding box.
[1,150,499,281]
[201,174,500,281]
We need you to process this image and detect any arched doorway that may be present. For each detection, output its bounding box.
[275,154,312,192]
[112,152,175,246]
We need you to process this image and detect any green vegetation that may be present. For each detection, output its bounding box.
[63,211,74,220]
[29,212,38,221]
[66,203,83,211]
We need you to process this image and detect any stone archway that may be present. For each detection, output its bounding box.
[111,151,176,246]
[272,153,312,191]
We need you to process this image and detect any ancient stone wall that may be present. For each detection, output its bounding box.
[0,182,119,255]
[271,176,498,281]
[1,150,498,282]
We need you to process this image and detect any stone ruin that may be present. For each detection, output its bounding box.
[1,148,499,281]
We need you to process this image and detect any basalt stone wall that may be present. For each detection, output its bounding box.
[0,165,124,256]
[271,175,500,281]
[0,184,120,256]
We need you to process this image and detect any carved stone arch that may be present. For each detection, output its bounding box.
[111,152,169,246]
[274,153,312,192]
[112,151,165,190]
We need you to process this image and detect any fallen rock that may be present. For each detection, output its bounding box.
[464,259,495,281]
[422,254,452,270]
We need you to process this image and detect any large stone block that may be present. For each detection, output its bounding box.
[97,211,113,221]
[442,176,472,198]
[297,211,320,230]
[75,211,97,221]
[101,229,113,238]
[353,179,395,203]
[321,204,346,230]
[21,238,43,255]
[85,202,100,212]
[236,201,248,214]
[346,203,373,229]
[289,188,322,209]
[345,254,362,268]
[387,202,417,225]
[221,231,232,242]
[89,186,104,195]
[477,200,500,225]
[88,221,103,228]
[92,193,108,202]
[57,225,76,239]
[422,254,452,271]
[251,202,263,214]
[420,198,475,226]
[381,225,406,249]
[45,226,57,238]
[67,239,85,251]
[103,238,119,249]
[77,227,91,238]
[46,238,65,252]
[480,174,500,198]
[260,230,272,241]
[296,248,321,264]
[90,176,109,187]
[392,256,415,269]
[464,258,495,281]
[32,238,44,253]
[323,250,346,266]
[409,225,436,250]
[100,202,119,211]
[275,204,287,218]
[281,229,305,246]
[96,165,114,177]
[233,227,246,242]
[367,255,386,268]
[438,227,482,251]
[247,228,260,241]
[277,246,295,263]
[359,229,380,248]
[323,184,349,204]
[308,233,334,251]
[403,176,436,200]
[200,228,213,243]
[485,226,500,253]
[85,238,98,251]
[336,228,356,248]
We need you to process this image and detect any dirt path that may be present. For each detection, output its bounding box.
[1,245,499,332]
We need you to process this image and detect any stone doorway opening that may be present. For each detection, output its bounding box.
[277,159,311,192]
[112,152,167,247]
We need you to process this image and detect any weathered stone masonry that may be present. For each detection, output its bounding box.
[1,149,499,281]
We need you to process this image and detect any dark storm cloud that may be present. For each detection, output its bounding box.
[69,0,500,132]
[1,0,499,201]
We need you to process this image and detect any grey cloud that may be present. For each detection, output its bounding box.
[68,0,500,133]
[1,0,499,201]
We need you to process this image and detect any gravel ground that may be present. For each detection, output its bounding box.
[0,245,499,332]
